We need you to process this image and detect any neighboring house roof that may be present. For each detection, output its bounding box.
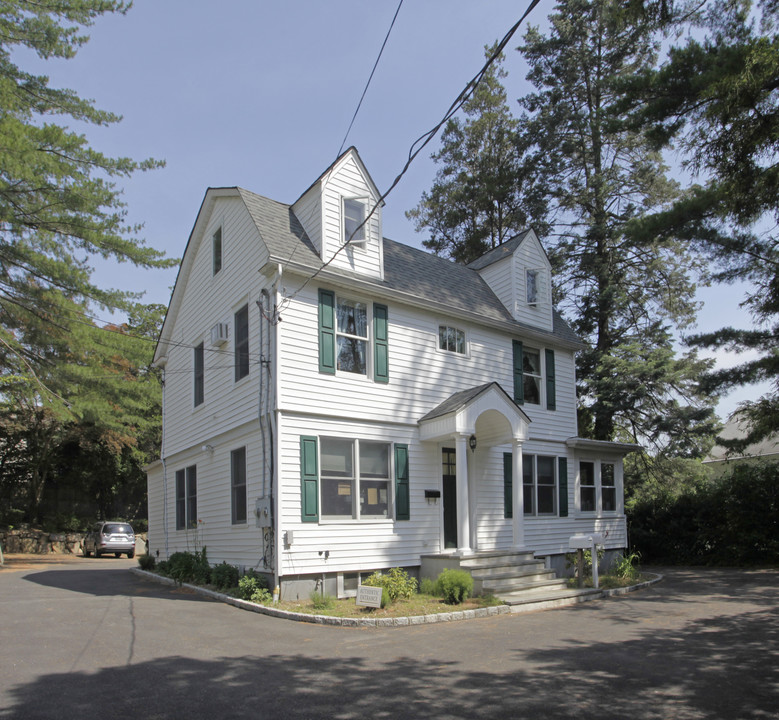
[704,415,779,463]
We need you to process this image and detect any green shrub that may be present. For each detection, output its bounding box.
[237,573,267,600]
[612,551,641,580]
[436,568,473,604]
[137,554,156,571]
[419,577,437,595]
[163,549,211,585]
[211,561,240,590]
[362,567,418,603]
[251,587,273,604]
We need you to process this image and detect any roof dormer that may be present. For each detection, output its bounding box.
[468,229,554,333]
[291,147,384,280]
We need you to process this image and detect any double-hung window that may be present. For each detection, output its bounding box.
[513,341,555,410]
[320,437,390,520]
[194,342,204,407]
[522,454,557,515]
[234,304,249,381]
[231,447,247,524]
[579,460,618,514]
[319,290,389,382]
[175,465,197,530]
[336,298,368,375]
[343,198,366,247]
[523,348,542,405]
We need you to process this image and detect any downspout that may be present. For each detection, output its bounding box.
[270,265,282,595]
[161,367,169,557]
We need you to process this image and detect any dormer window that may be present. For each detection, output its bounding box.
[343,198,367,247]
[526,269,539,305]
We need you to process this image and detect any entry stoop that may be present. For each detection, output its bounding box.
[421,550,601,611]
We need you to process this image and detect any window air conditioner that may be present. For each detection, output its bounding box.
[210,322,229,346]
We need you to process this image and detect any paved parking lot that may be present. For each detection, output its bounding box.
[1,557,777,719]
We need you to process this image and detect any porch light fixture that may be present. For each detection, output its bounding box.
[469,435,477,452]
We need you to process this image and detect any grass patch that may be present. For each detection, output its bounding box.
[566,572,652,590]
[271,592,503,619]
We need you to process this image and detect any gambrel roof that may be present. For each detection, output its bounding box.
[155,186,582,365]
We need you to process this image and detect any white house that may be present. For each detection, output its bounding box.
[147,148,637,600]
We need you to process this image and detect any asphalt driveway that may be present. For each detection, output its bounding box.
[0,557,776,719]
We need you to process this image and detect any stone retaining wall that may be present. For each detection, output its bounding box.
[0,529,148,555]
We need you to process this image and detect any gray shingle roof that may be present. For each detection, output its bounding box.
[466,230,533,270]
[235,188,582,348]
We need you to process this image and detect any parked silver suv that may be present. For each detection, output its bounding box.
[83,522,136,559]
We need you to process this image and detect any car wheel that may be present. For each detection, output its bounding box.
[114,552,121,558]
[127,550,135,559]
[94,548,101,558]
[83,546,91,557]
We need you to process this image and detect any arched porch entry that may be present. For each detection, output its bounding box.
[419,382,531,554]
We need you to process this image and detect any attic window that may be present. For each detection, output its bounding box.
[343,198,366,247]
[526,269,539,305]
[212,227,222,275]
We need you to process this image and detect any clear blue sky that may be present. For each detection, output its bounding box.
[30,0,765,419]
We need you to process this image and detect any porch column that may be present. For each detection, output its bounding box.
[512,437,525,549]
[455,433,471,554]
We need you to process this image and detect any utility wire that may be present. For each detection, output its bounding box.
[337,0,404,157]
[280,0,542,310]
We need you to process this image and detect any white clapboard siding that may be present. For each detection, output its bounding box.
[151,421,272,567]
[162,195,270,458]
[278,416,441,576]
[276,280,578,441]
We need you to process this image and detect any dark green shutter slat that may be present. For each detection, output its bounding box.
[546,349,556,410]
[374,303,389,383]
[318,289,336,374]
[503,452,513,519]
[300,436,319,522]
[558,456,568,517]
[395,444,410,520]
[512,340,524,404]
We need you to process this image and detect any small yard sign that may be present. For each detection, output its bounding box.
[355,585,383,608]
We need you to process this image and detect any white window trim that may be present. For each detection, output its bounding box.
[522,454,558,517]
[342,196,370,249]
[334,293,374,379]
[436,322,469,357]
[523,345,544,407]
[576,458,622,516]
[318,436,394,522]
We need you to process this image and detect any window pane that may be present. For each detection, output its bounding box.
[360,441,389,478]
[194,343,204,406]
[235,305,249,380]
[336,299,367,337]
[580,462,595,485]
[336,336,367,374]
[524,375,541,404]
[523,455,534,515]
[601,463,615,486]
[360,479,389,517]
[212,227,222,274]
[523,349,541,374]
[580,461,595,512]
[321,477,353,516]
[602,487,616,512]
[537,456,556,514]
[538,486,556,514]
[581,487,596,512]
[321,438,353,477]
[455,329,465,354]
[527,269,538,304]
[344,199,365,244]
[438,326,447,351]
[231,447,247,524]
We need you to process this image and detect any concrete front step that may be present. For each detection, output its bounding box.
[481,576,569,595]
[498,586,602,613]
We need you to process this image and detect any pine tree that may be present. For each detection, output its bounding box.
[518,0,719,453]
[407,47,548,264]
[622,0,779,448]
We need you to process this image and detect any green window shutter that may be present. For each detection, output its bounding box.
[558,456,568,517]
[318,289,336,374]
[545,349,556,411]
[503,452,513,519]
[373,303,389,383]
[395,444,410,521]
[300,436,319,522]
[512,339,524,404]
